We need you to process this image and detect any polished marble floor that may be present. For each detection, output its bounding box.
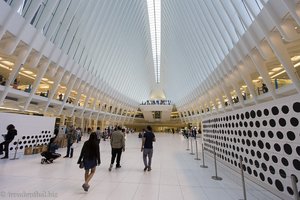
[0,133,281,200]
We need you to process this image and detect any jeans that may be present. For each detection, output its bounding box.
[111,148,122,166]
[66,140,73,157]
[143,148,153,168]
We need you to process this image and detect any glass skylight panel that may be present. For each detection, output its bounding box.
[147,0,161,83]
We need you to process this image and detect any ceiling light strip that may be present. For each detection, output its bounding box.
[147,0,161,83]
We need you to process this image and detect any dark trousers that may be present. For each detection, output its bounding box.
[111,148,122,166]
[66,141,73,157]
[0,140,12,158]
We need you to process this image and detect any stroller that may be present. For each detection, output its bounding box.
[41,142,61,164]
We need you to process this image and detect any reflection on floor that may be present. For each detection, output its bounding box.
[0,133,281,200]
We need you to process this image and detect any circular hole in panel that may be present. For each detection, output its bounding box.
[290,117,299,127]
[271,106,279,115]
[279,169,286,179]
[258,140,264,149]
[236,114,239,120]
[259,173,265,181]
[19,146,23,150]
[264,109,269,116]
[27,136,30,139]
[260,131,265,138]
[268,131,274,138]
[274,143,281,152]
[22,136,25,139]
[249,121,254,127]
[248,130,252,138]
[254,131,258,137]
[255,160,259,168]
[269,119,276,127]
[276,131,284,139]
[239,121,243,127]
[250,110,256,118]
[269,166,275,174]
[281,105,289,114]
[244,121,248,128]
[245,112,250,119]
[287,131,296,141]
[255,121,260,128]
[293,102,300,112]
[263,153,269,161]
[282,157,289,167]
[253,170,258,177]
[13,141,17,145]
[296,146,300,156]
[10,147,13,151]
[241,113,244,120]
[261,163,267,171]
[252,140,256,147]
[266,143,271,149]
[249,160,254,167]
[272,155,278,163]
[251,150,255,156]
[257,151,262,158]
[275,180,284,192]
[284,143,293,155]
[268,177,273,185]
[262,120,267,126]
[257,110,262,117]
[279,118,286,127]
[293,159,300,170]
[287,187,293,195]
[247,167,252,174]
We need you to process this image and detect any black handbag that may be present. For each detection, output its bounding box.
[79,161,84,169]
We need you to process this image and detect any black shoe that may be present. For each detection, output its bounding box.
[147,167,152,171]
[1,156,8,159]
[116,165,121,168]
[82,184,89,192]
[63,156,69,158]
[144,166,148,171]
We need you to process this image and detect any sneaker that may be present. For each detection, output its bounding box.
[116,165,121,168]
[143,166,148,171]
[109,164,113,171]
[1,156,8,159]
[147,167,152,171]
[63,156,69,158]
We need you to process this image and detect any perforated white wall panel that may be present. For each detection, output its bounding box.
[203,94,300,200]
[0,113,55,156]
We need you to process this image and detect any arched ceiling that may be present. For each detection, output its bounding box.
[2,0,267,108]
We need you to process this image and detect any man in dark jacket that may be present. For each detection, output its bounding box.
[0,124,17,159]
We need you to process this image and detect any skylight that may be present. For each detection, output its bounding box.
[147,0,161,83]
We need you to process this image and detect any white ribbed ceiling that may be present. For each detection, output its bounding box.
[26,0,266,107]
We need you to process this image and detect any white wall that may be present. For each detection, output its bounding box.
[202,93,300,200]
[0,113,55,156]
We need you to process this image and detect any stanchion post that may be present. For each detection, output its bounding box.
[200,143,208,168]
[10,139,19,160]
[190,137,195,155]
[194,137,200,160]
[211,146,222,180]
[291,174,300,200]
[239,156,247,200]
[186,136,190,150]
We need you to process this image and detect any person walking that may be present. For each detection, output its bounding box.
[141,125,156,171]
[64,125,76,158]
[77,132,100,192]
[108,126,125,171]
[0,124,17,159]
